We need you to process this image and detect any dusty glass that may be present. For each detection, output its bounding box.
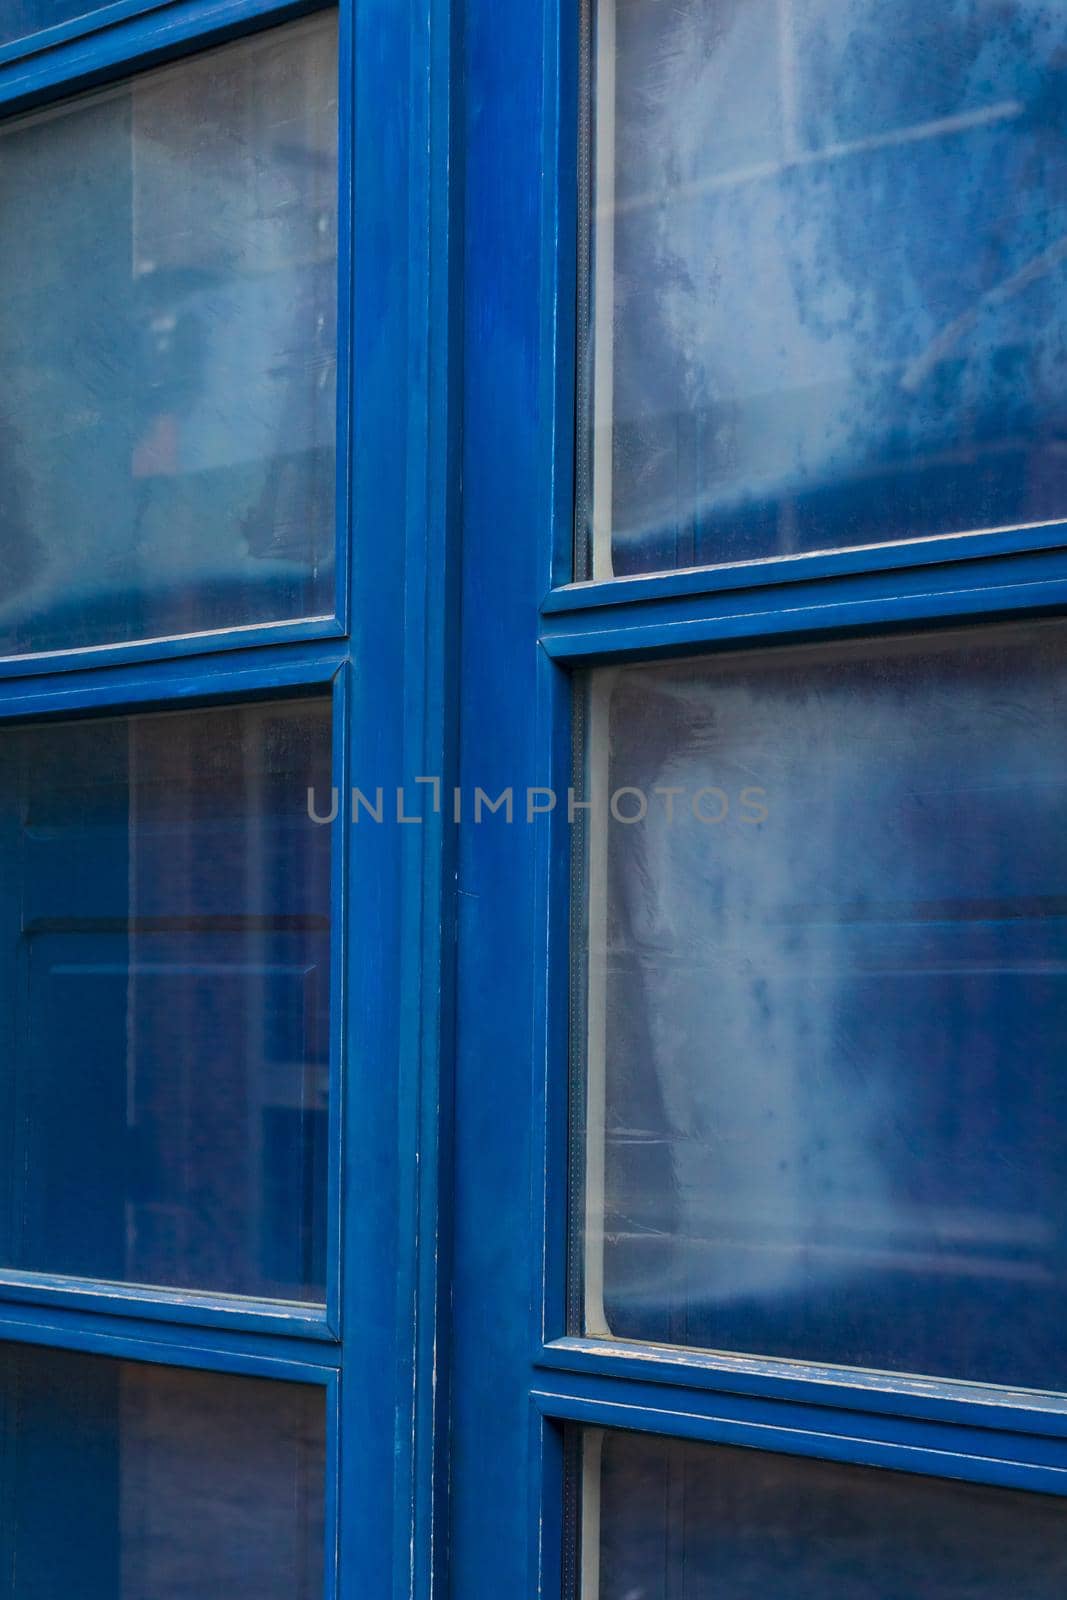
[580,0,1067,577]
[574,620,1067,1388]
[0,13,338,653]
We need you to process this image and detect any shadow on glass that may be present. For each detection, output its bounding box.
[580,1427,1067,1599]
[0,1344,325,1597]
[0,694,333,1303]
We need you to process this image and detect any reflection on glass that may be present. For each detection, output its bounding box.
[0,1344,325,1597]
[583,1428,1067,1600]
[0,1,95,48]
[575,621,1067,1387]
[0,14,338,654]
[581,0,1067,578]
[0,696,332,1302]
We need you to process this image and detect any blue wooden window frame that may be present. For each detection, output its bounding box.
[0,0,456,1597]
[10,0,1067,1594]
[451,2,1067,1599]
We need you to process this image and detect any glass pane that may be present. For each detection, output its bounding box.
[0,695,332,1302]
[574,621,1067,1388]
[580,0,1067,578]
[0,1343,325,1597]
[582,1428,1067,1600]
[0,1,102,48]
[0,14,338,655]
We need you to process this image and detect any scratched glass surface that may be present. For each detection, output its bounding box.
[0,1345,325,1598]
[574,620,1067,1388]
[0,13,337,655]
[0,696,332,1302]
[580,0,1067,578]
[583,1429,1067,1600]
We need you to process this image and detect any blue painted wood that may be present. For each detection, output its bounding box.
[0,616,347,686]
[324,658,348,1344]
[543,520,1067,615]
[0,638,344,719]
[0,1303,341,1372]
[537,1338,1067,1441]
[0,1272,334,1340]
[396,5,461,1600]
[334,0,456,1598]
[530,1407,567,1600]
[530,1386,1067,1498]
[532,646,575,1357]
[541,544,1067,661]
[0,0,169,62]
[0,0,324,112]
[451,0,564,1598]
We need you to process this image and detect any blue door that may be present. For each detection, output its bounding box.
[0,1,451,1595]
[7,1,1067,1597]
[450,2,1067,1598]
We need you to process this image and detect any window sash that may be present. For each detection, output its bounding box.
[0,4,453,1600]
[450,1,1067,1598]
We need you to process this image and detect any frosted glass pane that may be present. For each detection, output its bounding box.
[581,0,1067,577]
[0,13,338,654]
[575,620,1067,1388]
